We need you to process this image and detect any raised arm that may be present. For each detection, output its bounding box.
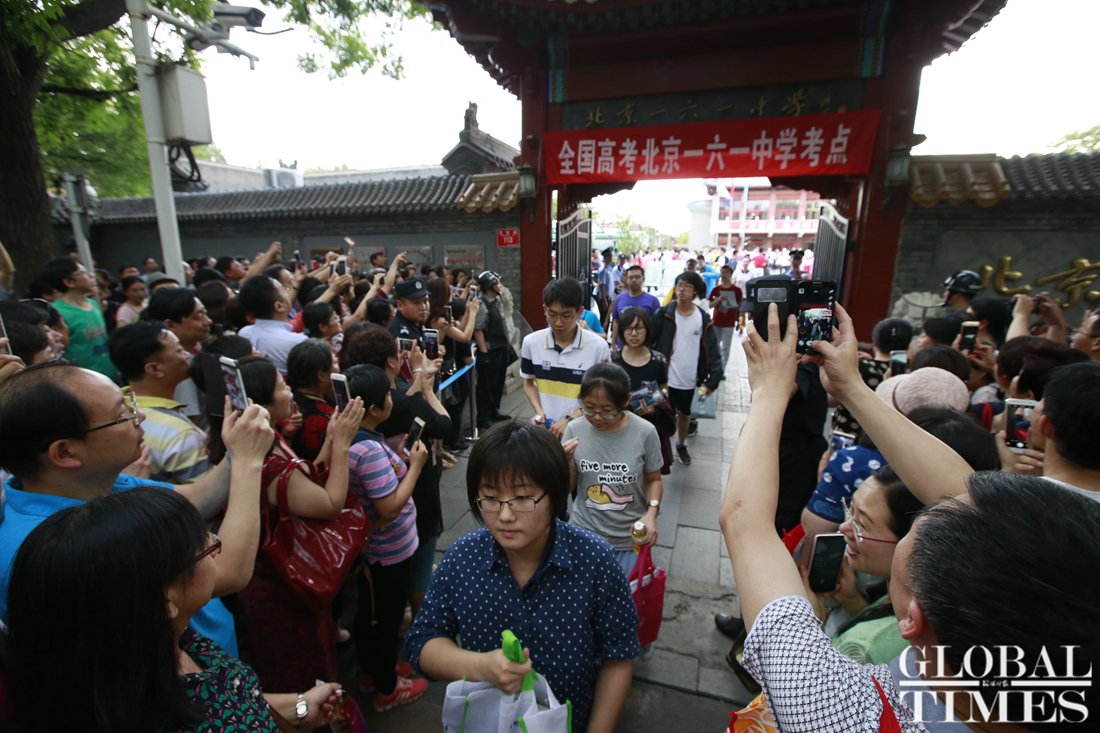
[718,305,808,629]
[813,304,972,505]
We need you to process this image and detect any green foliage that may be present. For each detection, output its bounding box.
[18,0,430,197]
[1052,125,1100,153]
[193,144,227,163]
[35,30,151,197]
[676,231,689,245]
[613,216,660,255]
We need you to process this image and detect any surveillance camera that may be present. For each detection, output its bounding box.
[212,3,265,29]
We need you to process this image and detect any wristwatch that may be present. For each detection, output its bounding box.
[648,499,661,514]
[294,694,308,726]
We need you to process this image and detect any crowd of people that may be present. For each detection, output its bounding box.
[0,237,1096,732]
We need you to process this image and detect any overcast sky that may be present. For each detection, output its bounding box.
[200,0,1100,235]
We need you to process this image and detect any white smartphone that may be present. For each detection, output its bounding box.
[331,372,350,411]
[1004,398,1038,452]
[219,356,249,412]
[404,416,426,454]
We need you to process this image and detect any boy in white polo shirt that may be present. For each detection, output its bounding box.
[521,278,610,438]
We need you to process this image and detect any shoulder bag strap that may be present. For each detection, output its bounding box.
[870,674,903,733]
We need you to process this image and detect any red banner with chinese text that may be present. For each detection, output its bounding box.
[544,109,881,184]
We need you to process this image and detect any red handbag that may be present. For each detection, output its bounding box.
[258,456,370,609]
[628,543,667,647]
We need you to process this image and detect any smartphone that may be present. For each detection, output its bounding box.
[749,279,793,340]
[404,416,426,454]
[468,284,479,301]
[398,337,415,353]
[1004,398,1038,451]
[889,350,908,376]
[0,312,10,355]
[807,533,848,593]
[219,356,249,413]
[422,328,440,359]
[331,372,350,411]
[336,256,348,277]
[443,305,453,324]
[959,320,980,351]
[794,281,836,356]
[829,430,857,453]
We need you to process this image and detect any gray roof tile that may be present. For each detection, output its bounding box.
[91,175,474,224]
[1000,152,1100,200]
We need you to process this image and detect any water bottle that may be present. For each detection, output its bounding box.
[631,520,648,553]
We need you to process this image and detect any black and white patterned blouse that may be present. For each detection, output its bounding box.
[741,595,934,732]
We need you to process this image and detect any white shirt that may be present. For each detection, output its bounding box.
[519,327,610,423]
[668,308,702,390]
[733,267,759,293]
[238,319,307,374]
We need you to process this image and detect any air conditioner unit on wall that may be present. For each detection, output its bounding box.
[264,168,304,189]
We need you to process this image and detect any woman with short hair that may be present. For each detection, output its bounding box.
[407,421,640,733]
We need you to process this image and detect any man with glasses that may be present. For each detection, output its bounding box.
[650,271,723,465]
[607,265,660,348]
[520,278,611,438]
[0,361,275,657]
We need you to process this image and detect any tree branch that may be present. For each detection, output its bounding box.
[40,83,137,100]
[55,0,128,42]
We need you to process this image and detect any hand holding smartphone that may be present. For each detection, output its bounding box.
[1004,398,1037,452]
[959,321,980,351]
[422,329,440,359]
[807,533,848,593]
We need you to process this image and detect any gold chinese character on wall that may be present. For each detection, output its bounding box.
[980,256,1100,308]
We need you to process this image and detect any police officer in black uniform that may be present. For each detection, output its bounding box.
[473,270,511,429]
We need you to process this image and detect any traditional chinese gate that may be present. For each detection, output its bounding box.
[555,208,593,299]
[428,0,1006,335]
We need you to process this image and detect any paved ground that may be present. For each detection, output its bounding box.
[347,336,756,732]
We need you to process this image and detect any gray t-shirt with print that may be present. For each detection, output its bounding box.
[564,412,663,551]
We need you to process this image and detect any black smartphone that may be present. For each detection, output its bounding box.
[0,312,10,355]
[219,357,249,413]
[889,350,908,376]
[443,305,453,324]
[1004,398,1037,451]
[749,279,794,341]
[959,320,980,351]
[807,533,848,593]
[422,329,440,359]
[829,430,856,453]
[404,416,426,454]
[331,372,350,411]
[795,281,836,356]
[336,256,348,277]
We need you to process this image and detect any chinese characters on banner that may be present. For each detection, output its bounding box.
[544,109,881,184]
[497,228,521,248]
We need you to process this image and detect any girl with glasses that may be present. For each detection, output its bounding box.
[407,421,640,733]
[564,362,664,577]
[612,306,674,474]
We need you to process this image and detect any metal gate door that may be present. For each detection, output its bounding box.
[555,208,593,298]
[812,201,849,291]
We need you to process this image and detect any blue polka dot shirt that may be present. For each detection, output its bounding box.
[406,519,640,731]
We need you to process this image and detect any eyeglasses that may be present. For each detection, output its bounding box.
[544,309,578,324]
[581,407,623,422]
[476,493,549,513]
[843,501,898,546]
[85,391,141,433]
[623,325,646,334]
[194,533,222,563]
